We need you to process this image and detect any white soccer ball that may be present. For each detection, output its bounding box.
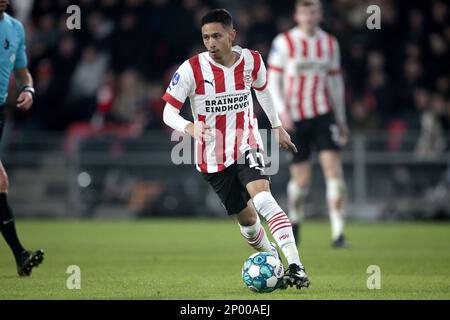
[241,252,284,293]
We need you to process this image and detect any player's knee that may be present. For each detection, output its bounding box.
[238,213,258,227]
[0,172,9,193]
[246,180,270,199]
[326,178,346,210]
[237,206,258,226]
[290,164,311,188]
[288,180,309,197]
[288,180,309,206]
[292,175,310,189]
[325,168,341,181]
[320,152,342,179]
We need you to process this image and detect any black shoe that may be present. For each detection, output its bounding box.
[332,234,349,249]
[17,249,44,277]
[279,264,310,290]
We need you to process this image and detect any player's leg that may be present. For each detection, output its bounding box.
[202,164,275,256]
[234,202,278,257]
[246,178,309,289]
[288,161,311,245]
[0,161,44,275]
[319,150,348,247]
[246,180,299,266]
[287,120,312,245]
[314,113,348,247]
[0,161,25,259]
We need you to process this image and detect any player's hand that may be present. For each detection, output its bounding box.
[16,91,33,111]
[280,111,294,132]
[338,122,349,146]
[274,126,298,153]
[185,121,212,144]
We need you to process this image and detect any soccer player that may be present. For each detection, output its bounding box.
[162,9,309,289]
[0,0,44,276]
[268,0,349,248]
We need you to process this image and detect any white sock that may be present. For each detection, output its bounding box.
[326,178,346,241]
[287,181,308,224]
[239,216,273,253]
[252,191,302,266]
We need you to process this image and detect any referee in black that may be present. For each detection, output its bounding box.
[0,0,44,276]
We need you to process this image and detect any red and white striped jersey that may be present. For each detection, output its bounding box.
[162,46,268,173]
[268,27,342,122]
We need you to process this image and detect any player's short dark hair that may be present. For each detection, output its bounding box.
[201,9,233,29]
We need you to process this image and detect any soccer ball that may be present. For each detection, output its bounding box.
[242,252,284,293]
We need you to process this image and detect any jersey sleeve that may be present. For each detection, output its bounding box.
[328,36,342,75]
[267,34,288,73]
[14,21,28,69]
[162,61,193,110]
[251,52,268,91]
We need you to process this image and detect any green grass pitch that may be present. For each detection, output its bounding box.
[0,219,449,299]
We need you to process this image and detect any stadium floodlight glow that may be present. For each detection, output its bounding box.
[77,172,92,188]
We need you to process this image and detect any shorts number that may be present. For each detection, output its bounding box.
[246,151,265,171]
[330,124,341,145]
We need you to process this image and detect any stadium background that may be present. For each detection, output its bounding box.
[2,0,449,220]
[0,0,449,301]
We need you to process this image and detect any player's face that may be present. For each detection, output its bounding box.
[201,22,236,61]
[0,0,10,12]
[295,4,322,31]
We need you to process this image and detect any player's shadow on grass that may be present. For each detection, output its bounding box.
[0,275,21,280]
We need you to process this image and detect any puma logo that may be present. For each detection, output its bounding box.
[204,79,215,88]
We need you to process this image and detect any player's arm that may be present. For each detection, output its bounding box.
[13,22,34,111]
[162,103,191,133]
[162,104,210,143]
[327,37,348,144]
[267,35,293,131]
[252,54,297,153]
[162,62,210,143]
[254,88,297,153]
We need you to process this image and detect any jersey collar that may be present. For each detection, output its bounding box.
[206,45,244,70]
[296,26,323,39]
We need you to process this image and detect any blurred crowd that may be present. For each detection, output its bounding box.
[4,0,450,154]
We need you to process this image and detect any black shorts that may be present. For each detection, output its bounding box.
[202,149,270,216]
[290,112,341,163]
[0,108,5,141]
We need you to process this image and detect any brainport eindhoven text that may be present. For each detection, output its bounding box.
[204,93,250,113]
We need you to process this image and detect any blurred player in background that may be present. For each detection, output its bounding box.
[162,9,310,289]
[268,0,349,248]
[0,0,44,275]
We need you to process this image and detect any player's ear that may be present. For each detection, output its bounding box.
[318,9,323,23]
[294,6,299,24]
[294,5,305,25]
[230,28,236,42]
